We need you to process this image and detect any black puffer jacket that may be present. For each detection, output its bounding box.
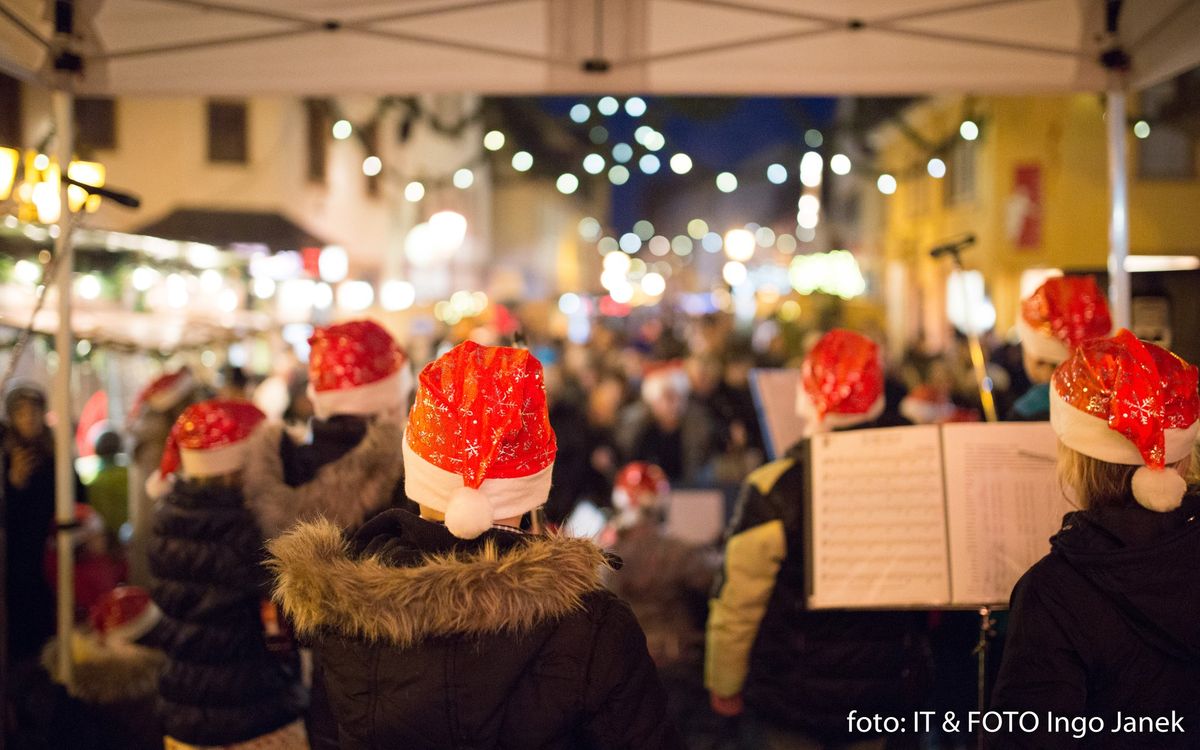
[269,509,684,750]
[990,494,1200,749]
[146,480,306,745]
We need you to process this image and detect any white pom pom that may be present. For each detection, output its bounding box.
[444,486,494,539]
[144,470,173,500]
[1131,466,1187,512]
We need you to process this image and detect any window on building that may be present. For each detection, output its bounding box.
[946,140,976,205]
[0,74,20,146]
[75,97,117,151]
[1137,76,1199,180]
[207,100,248,163]
[305,99,327,183]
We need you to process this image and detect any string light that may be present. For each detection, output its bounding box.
[612,143,633,163]
[483,130,506,151]
[670,154,693,174]
[724,229,755,262]
[927,158,947,178]
[331,120,352,140]
[404,181,426,202]
[877,174,898,195]
[556,174,580,194]
[453,168,475,188]
[800,152,823,188]
[579,217,602,241]
[687,219,708,239]
[716,172,738,193]
[639,154,661,174]
[625,97,647,117]
[641,272,666,296]
[722,261,748,286]
[598,97,619,116]
[583,154,606,174]
[766,164,787,184]
[619,233,642,253]
[960,120,979,141]
[512,151,533,171]
[1133,120,1151,139]
[804,129,824,148]
[609,165,630,185]
[671,235,693,256]
[362,156,382,176]
[830,154,852,175]
[380,280,416,311]
[570,104,591,123]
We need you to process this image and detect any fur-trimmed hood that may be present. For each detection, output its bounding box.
[243,419,405,539]
[267,513,611,647]
[42,633,165,704]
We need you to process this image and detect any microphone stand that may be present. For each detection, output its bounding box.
[934,240,998,423]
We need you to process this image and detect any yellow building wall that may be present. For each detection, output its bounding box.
[876,93,1200,350]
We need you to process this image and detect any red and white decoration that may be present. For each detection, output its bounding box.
[797,329,885,434]
[147,399,266,497]
[88,586,162,644]
[1018,275,1112,365]
[403,341,557,539]
[612,462,670,529]
[640,361,689,405]
[307,319,412,420]
[1050,329,1200,511]
[129,369,195,417]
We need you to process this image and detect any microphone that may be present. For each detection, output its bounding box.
[930,234,976,258]
[65,177,142,209]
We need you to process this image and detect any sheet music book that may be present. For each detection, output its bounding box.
[807,422,1069,610]
[749,368,808,460]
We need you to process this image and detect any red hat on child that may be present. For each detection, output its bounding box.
[612,462,670,528]
[89,586,161,644]
[1050,329,1200,511]
[798,329,885,432]
[404,341,557,539]
[147,399,266,497]
[307,319,411,420]
[1019,276,1112,365]
[129,369,194,420]
[640,361,689,405]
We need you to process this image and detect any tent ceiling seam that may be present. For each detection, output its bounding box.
[0,0,52,50]
[874,0,1046,26]
[668,0,844,25]
[96,27,319,61]
[351,0,528,27]
[870,23,1089,58]
[616,24,840,67]
[139,0,320,27]
[352,27,559,65]
[1128,0,1198,52]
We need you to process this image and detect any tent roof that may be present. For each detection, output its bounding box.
[133,209,329,252]
[2,0,1198,95]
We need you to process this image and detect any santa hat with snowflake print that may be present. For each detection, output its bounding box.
[1018,275,1112,364]
[402,341,557,539]
[307,319,412,421]
[145,399,266,498]
[1050,329,1200,512]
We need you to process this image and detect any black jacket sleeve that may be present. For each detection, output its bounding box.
[582,595,686,750]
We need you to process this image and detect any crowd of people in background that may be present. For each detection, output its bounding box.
[1,273,1196,749]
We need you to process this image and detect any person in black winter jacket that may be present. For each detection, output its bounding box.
[269,341,682,749]
[990,330,1200,750]
[146,399,307,748]
[706,330,931,748]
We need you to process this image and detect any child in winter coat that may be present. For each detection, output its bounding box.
[269,341,683,749]
[146,399,308,749]
[990,330,1200,749]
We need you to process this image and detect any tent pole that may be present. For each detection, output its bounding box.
[1106,86,1131,329]
[51,86,75,689]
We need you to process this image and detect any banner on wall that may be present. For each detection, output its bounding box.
[1006,164,1043,250]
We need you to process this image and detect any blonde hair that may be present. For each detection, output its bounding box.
[1057,442,1193,510]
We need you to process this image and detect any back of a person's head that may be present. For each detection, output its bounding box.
[94,430,122,459]
[1051,330,1198,512]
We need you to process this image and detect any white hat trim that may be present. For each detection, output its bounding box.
[179,440,253,478]
[308,366,413,420]
[797,383,885,436]
[1016,317,1071,365]
[641,368,689,405]
[1049,384,1199,466]
[145,372,195,412]
[104,601,162,644]
[402,436,553,522]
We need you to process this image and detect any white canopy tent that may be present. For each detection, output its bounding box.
[1,0,1199,688]
[1,0,1198,95]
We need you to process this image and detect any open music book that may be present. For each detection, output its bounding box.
[806,422,1071,610]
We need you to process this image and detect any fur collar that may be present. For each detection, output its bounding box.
[243,420,405,539]
[42,635,165,704]
[268,518,610,646]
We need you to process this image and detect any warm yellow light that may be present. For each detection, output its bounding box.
[0,147,18,201]
[67,160,106,213]
[32,165,61,224]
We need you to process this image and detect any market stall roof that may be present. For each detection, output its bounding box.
[0,305,272,353]
[2,0,1198,95]
[133,209,329,252]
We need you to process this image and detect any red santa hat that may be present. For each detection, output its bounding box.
[307,319,412,420]
[403,341,557,539]
[1018,276,1112,365]
[899,385,958,426]
[88,586,161,644]
[146,399,266,497]
[129,369,194,419]
[797,329,885,433]
[1050,329,1199,511]
[640,361,689,405]
[612,462,670,528]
